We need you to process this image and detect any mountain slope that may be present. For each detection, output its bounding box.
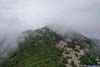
[91,38,100,46]
[1,27,65,67]
[1,27,100,67]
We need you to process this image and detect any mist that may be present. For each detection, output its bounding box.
[0,0,100,57]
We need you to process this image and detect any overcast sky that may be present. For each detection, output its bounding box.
[0,0,100,39]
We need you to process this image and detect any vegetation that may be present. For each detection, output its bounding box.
[1,29,65,67]
[80,53,97,65]
[0,27,100,67]
[80,46,100,65]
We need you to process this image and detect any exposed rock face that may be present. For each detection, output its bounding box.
[57,40,82,66]
[57,40,85,67]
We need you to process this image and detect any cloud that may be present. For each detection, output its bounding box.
[0,0,100,39]
[0,0,100,57]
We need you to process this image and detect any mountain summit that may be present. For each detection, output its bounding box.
[1,27,100,67]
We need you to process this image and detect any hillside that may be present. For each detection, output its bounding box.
[91,38,100,46]
[0,27,100,67]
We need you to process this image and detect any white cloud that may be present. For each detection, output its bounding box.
[0,0,100,39]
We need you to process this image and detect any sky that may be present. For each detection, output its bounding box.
[0,0,100,40]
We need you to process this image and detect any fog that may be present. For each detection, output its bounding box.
[0,0,100,55]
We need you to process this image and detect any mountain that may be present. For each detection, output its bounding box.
[90,38,100,46]
[0,27,100,67]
